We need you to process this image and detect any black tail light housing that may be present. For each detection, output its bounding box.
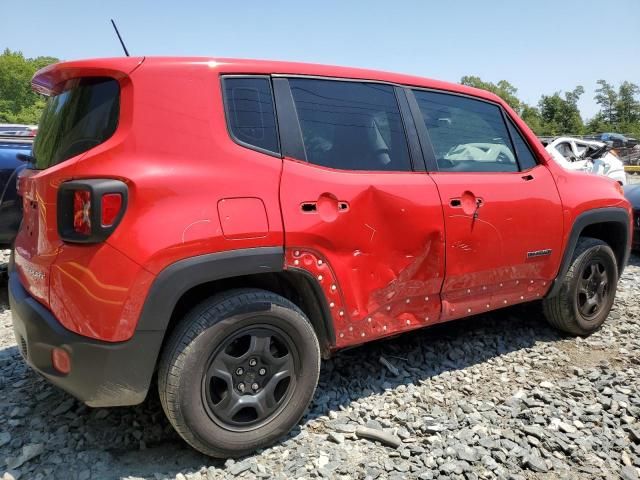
[58,179,128,243]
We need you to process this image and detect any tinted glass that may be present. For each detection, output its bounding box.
[506,118,538,170]
[413,90,518,172]
[289,79,411,171]
[223,77,279,154]
[33,77,119,169]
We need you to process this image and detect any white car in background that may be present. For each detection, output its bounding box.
[544,136,627,185]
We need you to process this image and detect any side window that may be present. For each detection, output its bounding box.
[288,78,411,171]
[506,118,538,170]
[222,76,279,155]
[412,90,518,173]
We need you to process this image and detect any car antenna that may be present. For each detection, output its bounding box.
[110,19,130,57]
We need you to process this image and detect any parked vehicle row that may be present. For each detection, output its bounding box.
[0,124,38,137]
[0,137,31,248]
[9,57,633,458]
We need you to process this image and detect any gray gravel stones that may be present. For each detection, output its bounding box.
[1,251,640,479]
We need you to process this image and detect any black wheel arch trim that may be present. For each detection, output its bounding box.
[137,246,335,351]
[546,207,631,298]
[136,247,285,332]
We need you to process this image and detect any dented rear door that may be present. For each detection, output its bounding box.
[275,77,446,348]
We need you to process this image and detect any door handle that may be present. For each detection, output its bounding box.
[522,174,534,181]
[300,201,349,213]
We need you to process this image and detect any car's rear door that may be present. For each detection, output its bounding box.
[407,88,564,321]
[274,77,445,348]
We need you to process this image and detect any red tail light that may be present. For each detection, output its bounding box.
[58,179,128,243]
[73,190,92,234]
[101,193,123,227]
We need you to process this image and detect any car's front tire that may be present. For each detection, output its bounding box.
[158,289,321,457]
[543,237,618,336]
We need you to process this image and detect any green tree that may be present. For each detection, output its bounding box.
[460,76,522,113]
[538,86,584,135]
[0,48,59,124]
[616,81,640,126]
[594,80,618,125]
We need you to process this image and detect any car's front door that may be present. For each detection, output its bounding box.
[409,89,564,321]
[275,77,446,347]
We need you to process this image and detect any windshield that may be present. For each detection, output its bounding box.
[32,77,119,169]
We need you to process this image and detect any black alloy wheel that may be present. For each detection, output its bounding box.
[203,326,297,431]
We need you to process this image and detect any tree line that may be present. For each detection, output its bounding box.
[461,76,640,139]
[1,48,639,139]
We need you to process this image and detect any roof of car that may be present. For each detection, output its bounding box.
[33,56,506,106]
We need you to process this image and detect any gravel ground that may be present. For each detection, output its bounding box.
[1,251,639,480]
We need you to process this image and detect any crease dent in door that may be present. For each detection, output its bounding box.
[283,185,445,348]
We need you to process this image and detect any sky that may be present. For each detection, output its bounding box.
[2,0,639,119]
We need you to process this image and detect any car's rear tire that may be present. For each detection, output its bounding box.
[157,288,321,457]
[543,237,618,336]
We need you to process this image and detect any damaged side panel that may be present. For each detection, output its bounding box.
[280,159,446,348]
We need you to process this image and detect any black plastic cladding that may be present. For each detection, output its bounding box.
[57,179,128,243]
[546,207,631,298]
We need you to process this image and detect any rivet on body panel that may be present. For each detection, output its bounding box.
[406,299,410,304]
[294,250,300,257]
[386,306,391,311]
[317,260,323,266]
[339,310,344,316]
[516,280,520,285]
[483,286,487,290]
[486,304,490,308]
[294,260,299,266]
[520,295,524,300]
[331,285,337,291]
[361,332,365,337]
[367,317,372,323]
[467,289,471,294]
[499,283,503,287]
[317,275,323,281]
[339,333,344,338]
[503,300,508,304]
[424,296,429,301]
[406,320,411,325]
[383,326,387,331]
[329,302,335,308]
[425,316,429,321]
[467,308,472,313]
[348,326,353,331]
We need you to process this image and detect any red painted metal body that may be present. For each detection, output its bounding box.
[15,57,631,347]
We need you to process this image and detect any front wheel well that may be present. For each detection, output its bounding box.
[579,221,627,273]
[164,272,334,359]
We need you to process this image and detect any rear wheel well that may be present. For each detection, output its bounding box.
[579,222,627,273]
[164,272,334,359]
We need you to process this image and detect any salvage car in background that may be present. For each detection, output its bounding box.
[624,184,640,250]
[0,137,31,247]
[544,136,627,185]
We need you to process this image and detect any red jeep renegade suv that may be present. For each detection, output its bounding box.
[10,57,632,457]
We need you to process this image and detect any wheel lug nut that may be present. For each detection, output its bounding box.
[259,368,266,376]
[249,358,257,367]
[251,383,259,391]
[237,382,245,392]
[236,367,244,375]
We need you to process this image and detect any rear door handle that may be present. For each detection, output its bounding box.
[522,174,534,181]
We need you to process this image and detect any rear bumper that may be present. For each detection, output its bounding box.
[9,272,163,407]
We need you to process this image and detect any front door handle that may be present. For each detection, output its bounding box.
[522,174,534,181]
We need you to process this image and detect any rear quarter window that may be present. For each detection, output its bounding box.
[222,76,280,156]
[33,77,120,169]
